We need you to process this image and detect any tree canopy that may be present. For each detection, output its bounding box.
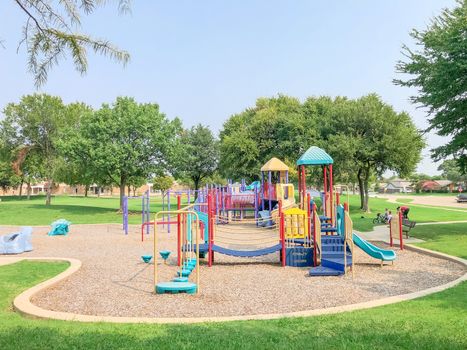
[1,93,72,204]
[220,94,424,211]
[220,95,316,180]
[437,159,467,183]
[61,97,179,209]
[10,0,130,86]
[395,0,467,173]
[173,124,219,193]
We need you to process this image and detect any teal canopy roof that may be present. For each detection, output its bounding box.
[296,146,333,166]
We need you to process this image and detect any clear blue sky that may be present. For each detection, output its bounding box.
[0,0,456,175]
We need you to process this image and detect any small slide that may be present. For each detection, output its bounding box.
[353,233,396,262]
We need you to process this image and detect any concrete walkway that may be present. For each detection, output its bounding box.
[356,225,424,244]
[357,220,467,244]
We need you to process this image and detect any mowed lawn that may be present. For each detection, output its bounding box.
[0,194,465,230]
[1,195,466,349]
[410,223,467,259]
[0,195,187,225]
[347,196,467,232]
[0,260,465,350]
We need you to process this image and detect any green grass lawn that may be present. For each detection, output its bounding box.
[0,194,466,231]
[0,195,189,225]
[395,198,467,211]
[0,260,465,350]
[348,196,467,232]
[409,223,467,259]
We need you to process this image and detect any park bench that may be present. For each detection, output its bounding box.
[402,219,416,238]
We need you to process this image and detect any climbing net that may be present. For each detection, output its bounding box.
[212,215,280,248]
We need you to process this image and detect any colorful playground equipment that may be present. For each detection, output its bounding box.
[153,210,200,294]
[48,219,71,236]
[139,145,399,296]
[122,190,150,235]
[161,157,295,227]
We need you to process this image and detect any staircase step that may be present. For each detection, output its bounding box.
[309,266,343,276]
[322,255,352,272]
[321,244,344,252]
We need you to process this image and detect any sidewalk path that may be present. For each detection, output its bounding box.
[356,225,424,245]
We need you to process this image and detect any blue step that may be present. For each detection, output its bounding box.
[322,254,352,272]
[309,266,343,276]
[321,244,344,252]
[156,282,197,294]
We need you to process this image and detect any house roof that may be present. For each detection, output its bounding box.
[388,180,412,188]
[435,180,452,187]
[296,146,333,166]
[421,180,439,190]
[260,157,289,172]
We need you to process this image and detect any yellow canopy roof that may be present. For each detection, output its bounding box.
[260,157,289,172]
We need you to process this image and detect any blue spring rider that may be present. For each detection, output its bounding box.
[159,250,171,264]
[141,255,153,263]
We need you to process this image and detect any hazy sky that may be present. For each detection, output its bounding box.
[0,1,456,175]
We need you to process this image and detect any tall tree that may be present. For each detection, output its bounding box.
[317,94,425,211]
[9,0,130,86]
[438,159,467,183]
[219,94,424,212]
[174,124,219,195]
[62,97,178,209]
[1,94,71,205]
[151,175,174,198]
[395,0,467,173]
[220,95,316,180]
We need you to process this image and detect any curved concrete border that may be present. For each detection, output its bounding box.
[3,244,466,324]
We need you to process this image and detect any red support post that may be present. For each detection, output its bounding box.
[177,195,181,266]
[336,192,340,206]
[344,202,349,212]
[297,166,301,207]
[399,210,404,250]
[280,212,286,267]
[301,165,306,210]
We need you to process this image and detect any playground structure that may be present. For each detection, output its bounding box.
[138,146,403,294]
[122,190,150,235]
[153,210,200,294]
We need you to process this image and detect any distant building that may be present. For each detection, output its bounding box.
[380,179,413,193]
[420,180,453,192]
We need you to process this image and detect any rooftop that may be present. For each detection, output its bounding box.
[297,146,333,166]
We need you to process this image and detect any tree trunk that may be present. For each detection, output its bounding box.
[97,187,101,197]
[27,180,31,200]
[357,168,364,209]
[193,177,201,200]
[127,185,131,197]
[45,178,52,206]
[362,166,371,213]
[85,185,89,197]
[18,178,24,199]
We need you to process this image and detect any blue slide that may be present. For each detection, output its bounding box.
[353,233,396,262]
